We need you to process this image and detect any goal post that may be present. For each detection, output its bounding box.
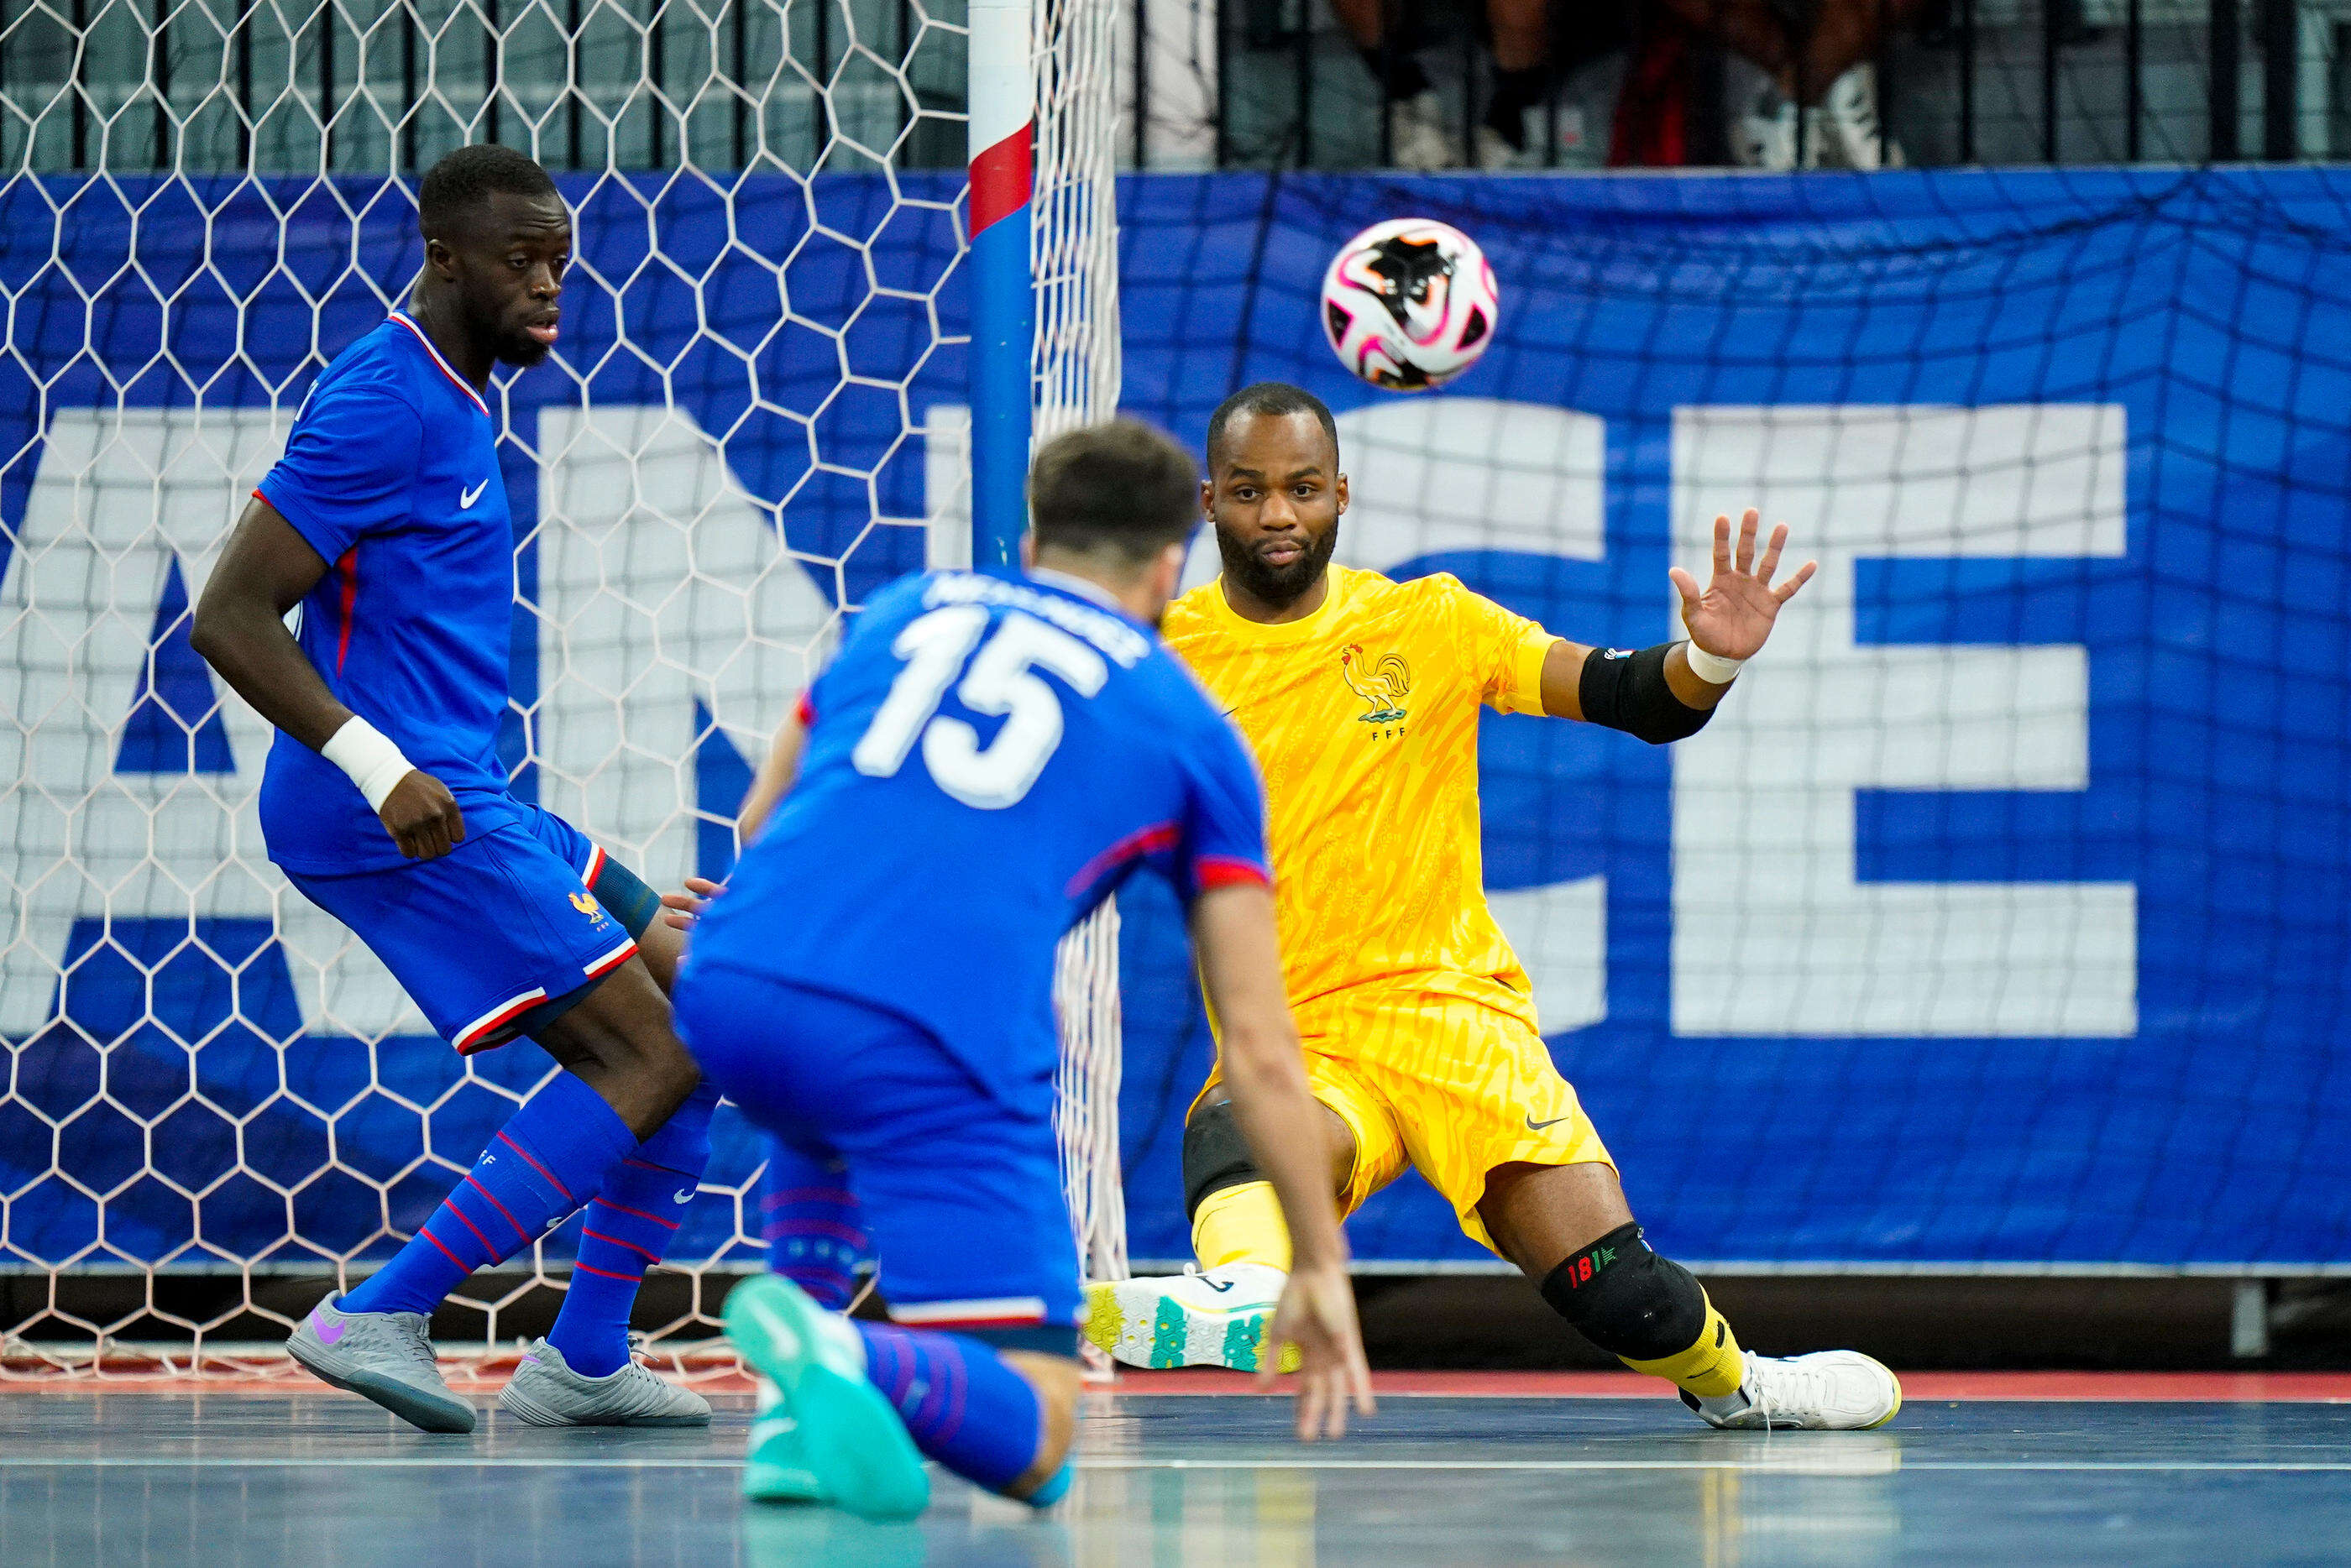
[966,0,1034,572]
[0,0,1129,1375]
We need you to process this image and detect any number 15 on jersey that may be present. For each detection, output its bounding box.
[851,606,1111,810]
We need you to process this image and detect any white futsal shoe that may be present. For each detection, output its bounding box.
[1725,55,1803,170]
[1809,65,1903,170]
[498,1336,712,1427]
[1389,91,1457,172]
[1083,1262,1301,1372]
[1687,1349,1903,1430]
[286,1295,475,1433]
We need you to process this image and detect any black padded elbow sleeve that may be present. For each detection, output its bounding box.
[1577,642,1715,745]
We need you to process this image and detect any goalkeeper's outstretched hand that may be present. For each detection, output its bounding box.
[1265,1257,1376,1441]
[1667,507,1818,663]
[660,874,725,931]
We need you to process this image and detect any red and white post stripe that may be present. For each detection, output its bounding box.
[966,0,1034,568]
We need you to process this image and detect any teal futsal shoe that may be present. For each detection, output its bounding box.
[725,1275,929,1520]
[744,1371,826,1503]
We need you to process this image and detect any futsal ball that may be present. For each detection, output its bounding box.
[1319,217,1499,391]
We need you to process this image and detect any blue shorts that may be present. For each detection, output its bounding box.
[285,804,641,1053]
[674,968,1082,1343]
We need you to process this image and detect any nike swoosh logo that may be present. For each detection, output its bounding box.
[1201,1278,1236,1294]
[1526,1112,1577,1131]
[460,478,490,509]
[312,1309,346,1346]
[675,1188,697,1205]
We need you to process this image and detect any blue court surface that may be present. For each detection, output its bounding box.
[3,1377,2348,1566]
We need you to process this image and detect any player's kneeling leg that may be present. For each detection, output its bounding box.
[1540,1223,1901,1430]
[741,1133,870,1505]
[1539,1222,1741,1398]
[1084,1100,1297,1372]
[860,1322,1083,1507]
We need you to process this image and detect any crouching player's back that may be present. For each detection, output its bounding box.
[673,421,1373,1520]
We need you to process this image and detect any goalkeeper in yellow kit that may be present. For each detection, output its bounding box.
[1083,383,1900,1430]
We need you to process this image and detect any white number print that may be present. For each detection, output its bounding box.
[852,606,1110,809]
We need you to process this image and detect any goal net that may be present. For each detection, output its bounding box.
[0,0,1123,1375]
[1096,169,2351,1274]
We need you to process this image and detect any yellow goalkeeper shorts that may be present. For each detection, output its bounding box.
[1196,989,1615,1257]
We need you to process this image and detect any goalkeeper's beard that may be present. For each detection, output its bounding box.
[1214,518,1339,612]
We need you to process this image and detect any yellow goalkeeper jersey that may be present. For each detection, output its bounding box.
[1161,563,1560,1038]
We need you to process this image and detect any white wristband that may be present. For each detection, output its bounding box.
[320,716,416,813]
[1682,641,1746,685]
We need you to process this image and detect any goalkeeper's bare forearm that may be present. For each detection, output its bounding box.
[1189,880,1375,1438]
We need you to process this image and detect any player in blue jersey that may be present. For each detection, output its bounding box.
[667,421,1374,1519]
[192,145,716,1433]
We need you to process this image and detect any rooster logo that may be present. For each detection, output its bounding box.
[1338,644,1411,724]
[569,891,607,923]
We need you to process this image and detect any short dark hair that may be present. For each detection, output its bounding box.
[1205,381,1338,470]
[418,144,559,242]
[1028,419,1201,567]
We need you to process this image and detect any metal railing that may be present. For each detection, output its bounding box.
[0,0,968,175]
[1179,0,2346,168]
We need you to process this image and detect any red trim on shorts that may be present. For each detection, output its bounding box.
[583,938,636,980]
[794,690,815,728]
[1194,855,1270,891]
[892,1296,1050,1331]
[453,988,547,1053]
[897,1312,1050,1331]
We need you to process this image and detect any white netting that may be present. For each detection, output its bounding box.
[0,0,1122,1375]
[1033,0,1125,1293]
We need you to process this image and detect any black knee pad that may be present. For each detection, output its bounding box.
[1538,1222,1709,1362]
[1182,1099,1265,1217]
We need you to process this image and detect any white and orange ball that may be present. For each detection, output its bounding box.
[1318,217,1500,391]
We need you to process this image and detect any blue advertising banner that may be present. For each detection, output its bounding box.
[3,168,2347,1275]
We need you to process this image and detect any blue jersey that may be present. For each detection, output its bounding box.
[254,313,523,874]
[688,568,1271,1109]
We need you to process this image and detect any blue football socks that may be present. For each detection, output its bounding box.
[342,1071,638,1320]
[545,1080,719,1377]
[759,1135,867,1310]
[855,1320,1049,1497]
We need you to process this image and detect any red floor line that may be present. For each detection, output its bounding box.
[1102,1369,2351,1403]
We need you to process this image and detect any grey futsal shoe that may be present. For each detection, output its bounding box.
[286,1296,476,1434]
[498,1337,713,1427]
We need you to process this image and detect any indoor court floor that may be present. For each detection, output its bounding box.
[4,1371,2349,1566]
